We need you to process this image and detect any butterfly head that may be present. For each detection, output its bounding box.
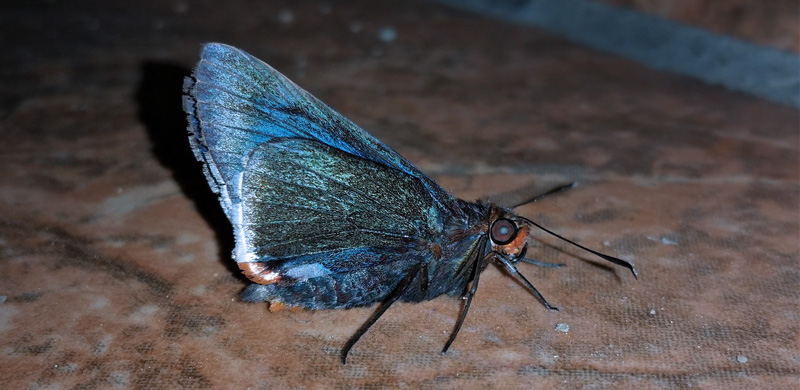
[488,213,531,263]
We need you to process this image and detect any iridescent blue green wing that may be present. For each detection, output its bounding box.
[233,138,442,307]
[183,43,460,221]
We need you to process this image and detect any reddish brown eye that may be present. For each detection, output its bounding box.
[490,218,517,245]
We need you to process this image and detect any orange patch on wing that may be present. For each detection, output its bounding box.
[239,262,281,284]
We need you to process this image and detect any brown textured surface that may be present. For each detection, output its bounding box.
[597,0,800,53]
[1,1,798,389]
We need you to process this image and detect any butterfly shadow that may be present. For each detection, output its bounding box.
[134,61,246,283]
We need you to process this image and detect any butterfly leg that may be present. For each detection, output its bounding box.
[496,256,559,311]
[442,235,492,353]
[517,244,566,268]
[528,182,577,203]
[521,258,566,268]
[507,182,577,208]
[341,263,424,364]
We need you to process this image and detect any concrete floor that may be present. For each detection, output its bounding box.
[1,1,798,388]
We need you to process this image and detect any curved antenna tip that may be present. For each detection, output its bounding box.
[520,216,639,279]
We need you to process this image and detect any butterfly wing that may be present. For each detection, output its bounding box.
[237,137,441,274]
[234,137,446,308]
[183,44,470,304]
[183,43,460,220]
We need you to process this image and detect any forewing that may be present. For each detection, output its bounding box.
[183,43,459,219]
[233,138,442,282]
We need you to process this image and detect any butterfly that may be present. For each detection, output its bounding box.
[183,43,637,364]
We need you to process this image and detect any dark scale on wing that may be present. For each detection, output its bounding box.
[240,138,445,264]
[244,261,412,308]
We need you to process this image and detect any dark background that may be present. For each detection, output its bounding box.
[1,1,798,388]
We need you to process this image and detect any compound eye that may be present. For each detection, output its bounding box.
[490,218,518,245]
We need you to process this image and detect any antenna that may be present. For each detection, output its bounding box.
[518,216,638,278]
